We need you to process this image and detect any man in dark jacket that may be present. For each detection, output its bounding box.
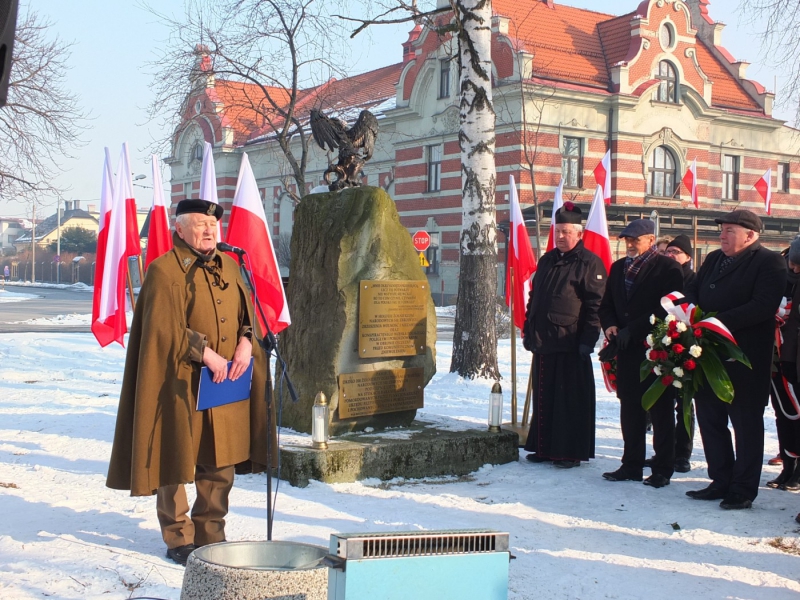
[522,202,606,468]
[684,209,786,509]
[598,219,684,488]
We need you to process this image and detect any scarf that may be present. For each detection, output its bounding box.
[623,246,658,295]
[191,247,229,290]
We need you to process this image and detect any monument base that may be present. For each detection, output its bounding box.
[279,419,519,487]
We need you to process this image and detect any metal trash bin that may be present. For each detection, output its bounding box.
[180,540,328,600]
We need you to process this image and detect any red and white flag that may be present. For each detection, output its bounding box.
[92,143,135,347]
[505,175,537,332]
[682,158,699,208]
[593,150,611,205]
[200,141,222,240]
[144,155,172,269]
[755,168,772,215]
[226,153,290,335]
[91,148,115,346]
[583,185,613,273]
[545,177,564,252]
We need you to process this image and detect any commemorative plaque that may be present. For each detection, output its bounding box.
[359,280,427,358]
[338,367,425,419]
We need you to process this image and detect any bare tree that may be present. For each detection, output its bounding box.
[275,232,292,269]
[342,0,499,379]
[145,0,350,203]
[740,0,800,124]
[0,9,86,202]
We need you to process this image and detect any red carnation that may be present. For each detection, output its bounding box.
[669,330,680,339]
[668,320,678,332]
[658,350,669,361]
[608,374,617,381]
[684,359,696,371]
[649,349,660,361]
[661,375,674,386]
[672,344,685,354]
[694,328,703,337]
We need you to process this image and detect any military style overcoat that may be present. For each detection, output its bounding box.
[106,234,270,496]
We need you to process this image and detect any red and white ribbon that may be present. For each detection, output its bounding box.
[660,291,738,346]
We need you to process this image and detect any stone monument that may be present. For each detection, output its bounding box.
[279,186,436,435]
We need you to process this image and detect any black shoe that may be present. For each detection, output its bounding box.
[720,493,753,510]
[795,512,800,525]
[643,456,655,468]
[643,474,670,488]
[166,544,197,566]
[674,458,691,473]
[602,467,643,482]
[553,460,580,469]
[780,471,800,491]
[767,469,792,489]
[526,454,551,463]
[686,485,727,500]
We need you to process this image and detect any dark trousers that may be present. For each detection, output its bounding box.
[620,391,675,478]
[156,464,235,549]
[695,390,765,501]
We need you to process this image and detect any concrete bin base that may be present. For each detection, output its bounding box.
[180,541,328,600]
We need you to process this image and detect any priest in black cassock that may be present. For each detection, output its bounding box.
[522,202,606,468]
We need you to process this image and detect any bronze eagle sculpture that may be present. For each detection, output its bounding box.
[310,108,379,191]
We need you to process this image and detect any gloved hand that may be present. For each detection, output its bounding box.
[781,361,798,384]
[578,344,593,357]
[616,327,631,350]
[522,336,533,352]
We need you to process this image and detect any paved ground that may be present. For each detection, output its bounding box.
[0,284,92,333]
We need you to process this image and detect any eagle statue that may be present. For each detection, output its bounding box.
[310,108,379,191]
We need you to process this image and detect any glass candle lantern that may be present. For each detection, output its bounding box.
[312,391,329,449]
[488,382,503,432]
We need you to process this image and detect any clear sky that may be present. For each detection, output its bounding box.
[0,0,790,218]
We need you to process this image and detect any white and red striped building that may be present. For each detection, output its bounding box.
[167,0,800,302]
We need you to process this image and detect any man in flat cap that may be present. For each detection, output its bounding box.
[522,202,606,468]
[106,199,271,565]
[599,218,684,488]
[685,209,785,509]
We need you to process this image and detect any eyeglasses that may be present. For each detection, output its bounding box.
[665,249,685,256]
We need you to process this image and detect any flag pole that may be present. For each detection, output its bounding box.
[510,266,517,425]
[522,360,533,427]
[126,261,136,310]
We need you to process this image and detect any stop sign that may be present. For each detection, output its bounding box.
[412,230,431,252]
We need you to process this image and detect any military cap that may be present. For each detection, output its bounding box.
[175,199,223,220]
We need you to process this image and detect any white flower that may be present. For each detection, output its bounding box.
[675,322,687,332]
[650,314,656,325]
[646,334,654,347]
[672,367,684,378]
[673,380,683,389]
[662,336,672,346]
[665,315,676,323]
[689,345,702,358]
[653,366,662,376]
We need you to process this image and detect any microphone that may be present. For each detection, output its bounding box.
[217,242,246,255]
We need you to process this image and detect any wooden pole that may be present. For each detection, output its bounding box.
[521,359,533,427]
[510,266,517,424]
[693,214,698,266]
[126,261,136,311]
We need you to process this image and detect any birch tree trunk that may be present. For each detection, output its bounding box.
[449,0,499,379]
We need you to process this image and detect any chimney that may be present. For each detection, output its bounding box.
[544,0,555,7]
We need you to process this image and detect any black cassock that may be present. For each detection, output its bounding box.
[522,242,606,461]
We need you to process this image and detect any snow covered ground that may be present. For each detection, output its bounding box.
[0,289,41,304]
[0,332,799,599]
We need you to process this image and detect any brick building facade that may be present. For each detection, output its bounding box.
[167,0,800,302]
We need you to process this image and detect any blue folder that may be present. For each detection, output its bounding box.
[196,358,254,410]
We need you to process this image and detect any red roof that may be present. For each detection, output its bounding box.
[494,0,764,113]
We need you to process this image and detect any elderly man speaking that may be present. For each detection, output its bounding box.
[685,210,785,509]
[106,199,270,565]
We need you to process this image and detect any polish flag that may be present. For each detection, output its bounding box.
[682,158,699,208]
[545,177,564,252]
[755,168,772,215]
[505,175,537,331]
[92,143,135,347]
[583,184,613,273]
[200,141,222,240]
[90,148,115,346]
[226,153,290,335]
[144,155,173,270]
[593,150,611,205]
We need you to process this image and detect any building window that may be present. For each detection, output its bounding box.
[778,162,790,192]
[561,137,582,188]
[722,155,739,200]
[659,23,675,50]
[647,146,677,198]
[439,59,451,99]
[191,142,203,162]
[427,144,442,192]
[656,61,678,103]
[183,182,192,200]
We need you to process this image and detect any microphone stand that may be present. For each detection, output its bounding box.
[232,250,298,541]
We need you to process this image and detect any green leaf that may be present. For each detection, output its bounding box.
[642,378,668,410]
[640,360,654,382]
[698,346,734,403]
[681,395,693,438]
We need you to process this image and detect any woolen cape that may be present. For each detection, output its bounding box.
[106,235,270,496]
